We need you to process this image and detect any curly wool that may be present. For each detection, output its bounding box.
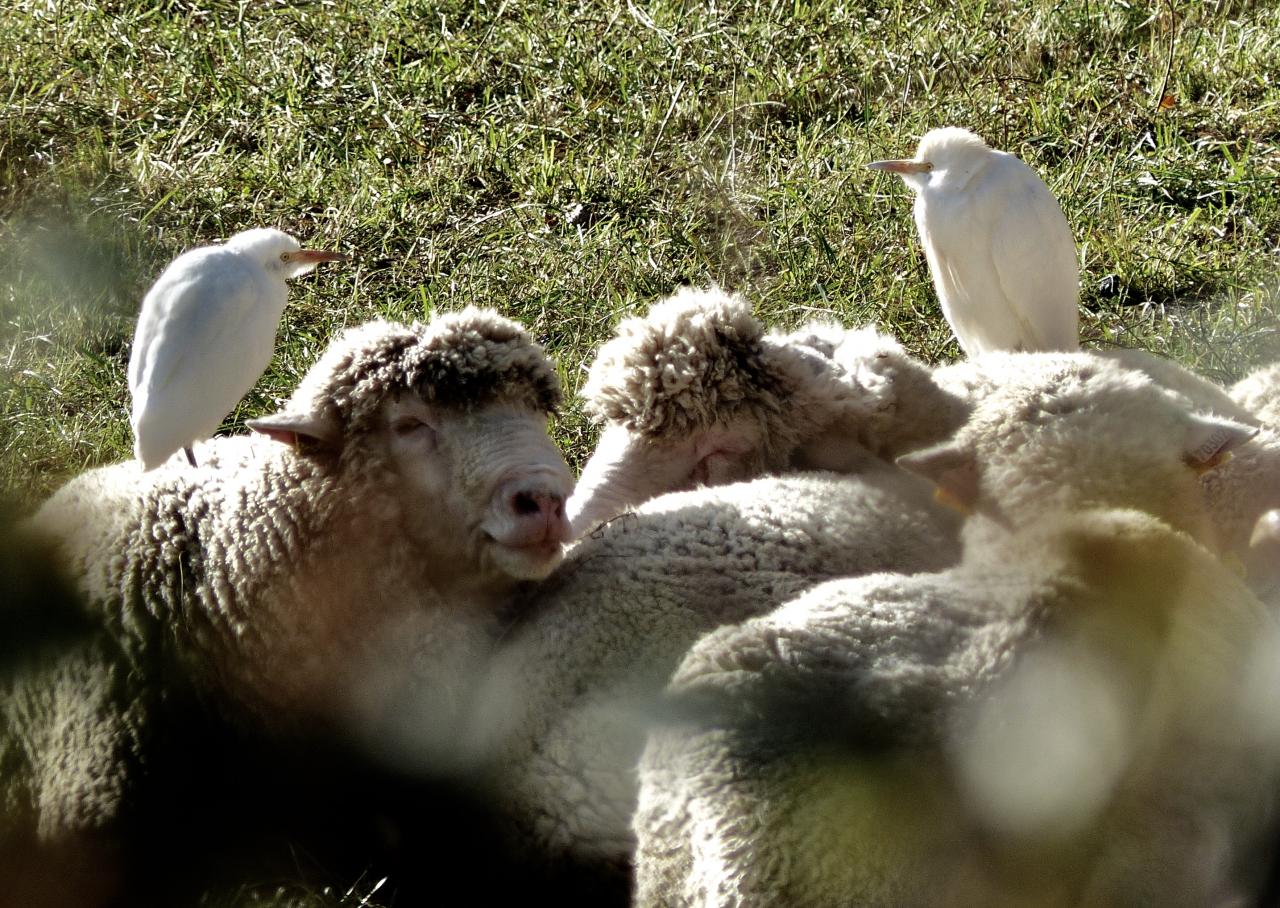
[785,322,971,459]
[634,507,1276,908]
[779,322,900,411]
[582,287,792,438]
[291,308,562,433]
[469,466,961,876]
[1232,362,1280,426]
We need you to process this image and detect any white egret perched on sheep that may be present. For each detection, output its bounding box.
[868,126,1080,356]
[128,228,349,470]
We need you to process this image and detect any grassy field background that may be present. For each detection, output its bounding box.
[3,0,1279,512]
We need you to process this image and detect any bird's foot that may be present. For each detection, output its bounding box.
[184,446,198,467]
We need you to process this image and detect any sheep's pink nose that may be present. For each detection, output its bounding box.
[498,482,571,547]
[512,488,563,519]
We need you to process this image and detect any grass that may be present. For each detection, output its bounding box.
[4,0,1280,509]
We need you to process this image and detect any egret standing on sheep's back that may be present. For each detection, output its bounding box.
[868,127,1080,356]
[128,228,349,470]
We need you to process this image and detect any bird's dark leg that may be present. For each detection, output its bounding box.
[184,446,198,467]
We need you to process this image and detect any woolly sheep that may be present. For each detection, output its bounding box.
[464,464,964,892]
[467,352,1258,890]
[568,286,967,535]
[635,510,1277,907]
[1232,361,1280,427]
[634,361,1270,907]
[933,349,1280,556]
[934,348,1257,425]
[1100,347,1257,422]
[16,310,573,852]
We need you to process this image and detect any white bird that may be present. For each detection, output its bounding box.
[867,127,1080,356]
[128,228,348,470]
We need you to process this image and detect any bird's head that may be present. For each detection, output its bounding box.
[867,126,993,193]
[225,228,350,279]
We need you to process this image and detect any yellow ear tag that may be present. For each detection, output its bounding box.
[933,485,973,516]
[1189,450,1233,476]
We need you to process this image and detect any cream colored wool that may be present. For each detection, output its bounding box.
[570,286,966,535]
[470,465,962,878]
[631,359,1271,907]
[15,310,568,846]
[1232,361,1280,427]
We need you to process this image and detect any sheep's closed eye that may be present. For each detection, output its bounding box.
[391,416,438,447]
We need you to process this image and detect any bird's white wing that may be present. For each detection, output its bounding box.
[142,256,264,397]
[987,158,1081,352]
[131,251,278,462]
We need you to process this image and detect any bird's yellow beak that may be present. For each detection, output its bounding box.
[866,159,934,175]
[284,249,352,265]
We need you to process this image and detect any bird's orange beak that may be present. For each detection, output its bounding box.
[866,159,934,174]
[284,249,352,265]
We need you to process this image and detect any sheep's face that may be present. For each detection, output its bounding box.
[566,415,769,538]
[378,395,574,584]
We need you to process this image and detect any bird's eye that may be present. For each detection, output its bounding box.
[279,252,291,263]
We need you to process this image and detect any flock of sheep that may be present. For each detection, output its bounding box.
[8,128,1280,906]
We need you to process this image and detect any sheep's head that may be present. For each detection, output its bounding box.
[567,287,971,537]
[897,355,1256,549]
[248,310,574,585]
[568,287,799,536]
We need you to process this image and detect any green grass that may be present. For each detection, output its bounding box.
[3,0,1280,511]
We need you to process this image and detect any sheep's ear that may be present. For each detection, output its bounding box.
[896,443,979,515]
[247,411,342,451]
[690,424,761,484]
[1184,414,1257,474]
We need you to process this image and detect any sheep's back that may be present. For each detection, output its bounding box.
[471,467,961,868]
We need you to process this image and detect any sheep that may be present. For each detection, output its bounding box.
[633,359,1272,907]
[465,464,964,895]
[934,348,1257,425]
[1099,347,1258,422]
[11,310,575,900]
[570,291,1262,542]
[567,286,968,536]
[932,349,1280,557]
[29,309,572,723]
[468,345,1263,891]
[1232,361,1280,427]
[635,511,1277,907]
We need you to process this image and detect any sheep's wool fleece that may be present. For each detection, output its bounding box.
[935,350,1249,423]
[291,308,562,431]
[470,466,961,868]
[633,508,1278,907]
[582,287,790,438]
[1232,362,1280,426]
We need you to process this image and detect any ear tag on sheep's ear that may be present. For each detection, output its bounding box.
[932,484,974,516]
[896,444,979,516]
[1183,415,1257,475]
[247,411,342,452]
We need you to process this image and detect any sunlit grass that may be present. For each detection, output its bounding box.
[3,0,1279,511]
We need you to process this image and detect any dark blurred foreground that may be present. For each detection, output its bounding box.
[0,507,625,908]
